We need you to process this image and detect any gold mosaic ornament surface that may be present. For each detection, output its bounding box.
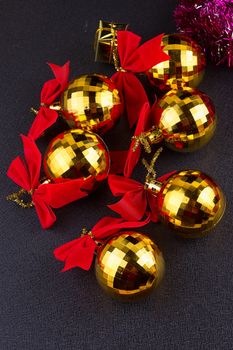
[154,170,226,237]
[95,231,165,300]
[147,34,206,91]
[153,88,216,152]
[44,129,110,182]
[60,74,121,133]
[94,20,128,63]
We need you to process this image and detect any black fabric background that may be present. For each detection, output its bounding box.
[1,1,233,349]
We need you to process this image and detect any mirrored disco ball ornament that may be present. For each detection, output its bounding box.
[134,88,216,153]
[153,88,216,152]
[146,170,225,238]
[95,231,165,300]
[44,129,110,186]
[54,74,121,133]
[147,34,206,91]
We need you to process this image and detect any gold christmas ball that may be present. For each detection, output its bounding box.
[95,231,165,300]
[156,170,226,238]
[60,74,121,133]
[43,129,110,184]
[153,88,216,152]
[147,34,205,91]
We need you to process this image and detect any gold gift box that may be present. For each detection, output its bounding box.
[94,20,129,64]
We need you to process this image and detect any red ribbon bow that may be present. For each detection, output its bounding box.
[54,215,150,271]
[111,31,169,128]
[110,102,153,177]
[108,172,176,222]
[28,61,70,140]
[7,135,91,229]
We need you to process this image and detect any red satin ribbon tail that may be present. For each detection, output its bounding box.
[117,30,142,68]
[40,61,70,105]
[20,134,41,189]
[61,244,96,271]
[123,143,141,178]
[7,156,31,191]
[33,196,56,229]
[61,251,95,271]
[124,102,152,178]
[116,31,169,72]
[47,61,70,87]
[28,108,58,141]
[109,150,128,174]
[124,73,149,128]
[131,33,170,71]
[7,135,41,190]
[54,238,82,261]
[134,102,152,134]
[54,235,97,271]
[112,72,149,128]
[108,189,147,221]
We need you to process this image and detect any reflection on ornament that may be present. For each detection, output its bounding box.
[147,34,205,91]
[135,88,216,153]
[50,74,121,133]
[44,128,110,184]
[95,231,165,300]
[145,169,225,238]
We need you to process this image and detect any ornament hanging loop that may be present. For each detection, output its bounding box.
[81,227,102,247]
[132,133,152,153]
[142,147,163,184]
[6,188,34,208]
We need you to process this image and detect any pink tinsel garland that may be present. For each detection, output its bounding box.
[174,0,233,67]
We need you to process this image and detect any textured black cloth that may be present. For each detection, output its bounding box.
[1,1,233,349]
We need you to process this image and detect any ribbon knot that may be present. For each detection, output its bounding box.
[28,61,70,140]
[81,227,95,239]
[116,66,127,73]
[40,102,48,107]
